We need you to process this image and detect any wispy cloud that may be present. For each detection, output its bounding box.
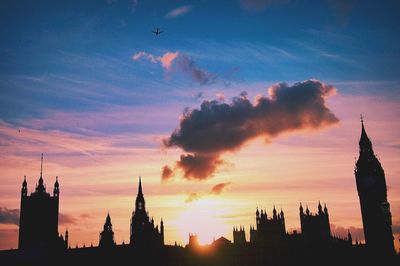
[0,207,19,225]
[184,182,233,203]
[210,182,232,195]
[132,51,216,85]
[59,213,77,225]
[165,5,194,19]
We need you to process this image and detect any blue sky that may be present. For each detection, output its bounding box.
[1,0,400,125]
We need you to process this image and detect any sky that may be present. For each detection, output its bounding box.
[0,0,399,251]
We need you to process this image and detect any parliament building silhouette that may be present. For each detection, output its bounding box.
[0,120,398,266]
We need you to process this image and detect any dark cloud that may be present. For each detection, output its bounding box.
[162,80,339,180]
[185,192,201,203]
[161,165,175,181]
[176,154,224,180]
[0,207,19,225]
[59,213,76,225]
[240,0,290,12]
[175,54,216,85]
[210,182,232,195]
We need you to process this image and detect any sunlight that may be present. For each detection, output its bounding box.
[175,198,231,245]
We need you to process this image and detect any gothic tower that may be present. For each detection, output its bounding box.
[18,154,65,250]
[355,118,394,255]
[130,177,164,246]
[99,213,115,248]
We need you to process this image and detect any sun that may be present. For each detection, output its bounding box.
[175,197,231,245]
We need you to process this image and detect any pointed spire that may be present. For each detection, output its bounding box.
[36,154,45,193]
[40,153,43,178]
[106,212,111,224]
[138,176,143,195]
[359,115,373,153]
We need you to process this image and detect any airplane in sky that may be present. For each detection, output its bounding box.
[152,28,163,36]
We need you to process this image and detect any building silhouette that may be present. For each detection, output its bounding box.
[355,118,395,255]
[18,154,67,250]
[300,202,331,244]
[1,119,398,265]
[99,213,115,248]
[233,226,246,244]
[130,177,164,246]
[248,206,286,245]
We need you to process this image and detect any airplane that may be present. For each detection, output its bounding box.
[152,28,163,36]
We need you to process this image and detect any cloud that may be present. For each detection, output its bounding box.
[185,192,201,203]
[161,165,174,181]
[59,213,77,225]
[176,154,224,180]
[160,52,179,70]
[132,51,215,85]
[240,0,289,12]
[162,80,339,180]
[0,207,75,226]
[0,207,19,225]
[165,5,194,19]
[210,182,231,195]
[129,0,138,12]
[184,182,232,203]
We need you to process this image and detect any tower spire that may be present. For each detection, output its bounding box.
[359,115,372,154]
[40,153,43,178]
[138,176,143,195]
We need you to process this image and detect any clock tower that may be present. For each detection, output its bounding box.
[355,118,394,255]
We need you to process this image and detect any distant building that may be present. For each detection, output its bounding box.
[130,177,164,246]
[99,213,115,248]
[18,154,67,250]
[299,202,331,244]
[250,206,286,244]
[233,226,246,245]
[355,118,395,255]
[212,236,231,247]
[188,233,199,248]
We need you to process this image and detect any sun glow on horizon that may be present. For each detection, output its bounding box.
[173,197,232,245]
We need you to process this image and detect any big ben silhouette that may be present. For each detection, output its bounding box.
[355,118,394,256]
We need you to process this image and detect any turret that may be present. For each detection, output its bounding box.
[65,228,69,249]
[54,176,59,197]
[21,176,27,197]
[36,153,46,193]
[273,205,277,219]
[318,201,323,214]
[348,230,352,244]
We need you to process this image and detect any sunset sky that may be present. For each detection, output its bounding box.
[0,0,399,251]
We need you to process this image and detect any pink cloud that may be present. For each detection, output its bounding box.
[132,51,215,85]
[165,5,194,19]
[159,52,179,70]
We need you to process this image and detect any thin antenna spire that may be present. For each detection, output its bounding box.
[360,113,363,123]
[40,153,43,178]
